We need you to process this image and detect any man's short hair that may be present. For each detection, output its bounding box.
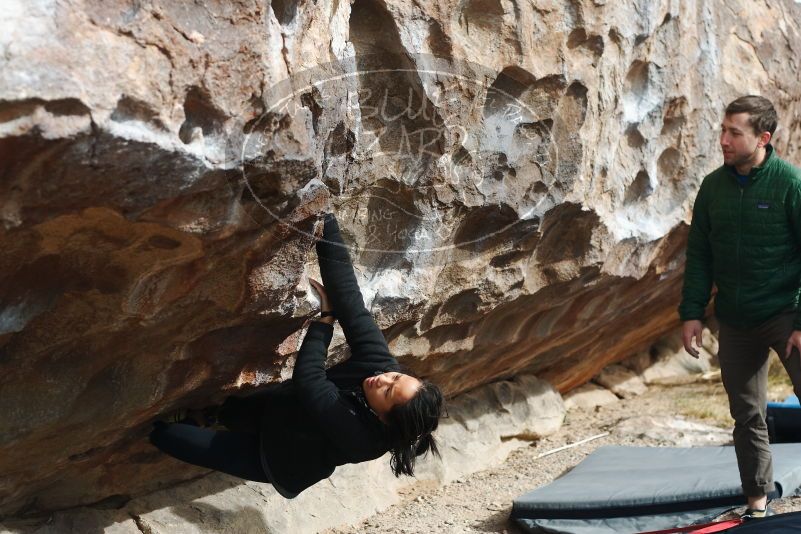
[725,95,777,136]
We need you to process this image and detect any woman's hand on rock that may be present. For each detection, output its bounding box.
[308,278,335,324]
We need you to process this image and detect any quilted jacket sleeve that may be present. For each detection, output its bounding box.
[679,177,714,322]
[786,179,801,330]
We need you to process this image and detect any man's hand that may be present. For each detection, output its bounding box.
[682,320,704,358]
[784,330,801,361]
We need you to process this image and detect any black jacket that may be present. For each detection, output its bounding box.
[259,213,400,498]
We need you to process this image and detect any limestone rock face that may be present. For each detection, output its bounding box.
[563,382,620,410]
[2,0,801,516]
[594,364,648,398]
[642,330,715,385]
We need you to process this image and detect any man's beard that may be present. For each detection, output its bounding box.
[725,145,761,169]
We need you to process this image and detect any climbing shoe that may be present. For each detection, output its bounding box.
[163,408,196,425]
[740,505,772,520]
[162,406,220,427]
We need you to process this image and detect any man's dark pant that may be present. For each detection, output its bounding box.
[717,311,801,497]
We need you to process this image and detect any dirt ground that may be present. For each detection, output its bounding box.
[328,368,801,534]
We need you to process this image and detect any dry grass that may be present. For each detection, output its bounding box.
[768,351,795,401]
[672,382,734,427]
[670,353,795,427]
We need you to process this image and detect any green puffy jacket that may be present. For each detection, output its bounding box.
[679,145,801,330]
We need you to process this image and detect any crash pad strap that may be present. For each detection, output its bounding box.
[637,518,743,534]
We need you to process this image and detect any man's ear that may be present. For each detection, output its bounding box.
[758,131,772,148]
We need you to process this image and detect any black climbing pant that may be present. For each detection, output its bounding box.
[149,396,271,483]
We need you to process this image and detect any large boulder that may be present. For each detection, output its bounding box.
[2,0,801,517]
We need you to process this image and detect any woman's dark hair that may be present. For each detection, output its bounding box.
[384,378,444,477]
[725,95,777,136]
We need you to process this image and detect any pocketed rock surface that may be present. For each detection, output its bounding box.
[328,380,801,534]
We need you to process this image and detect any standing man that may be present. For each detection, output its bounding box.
[679,95,801,519]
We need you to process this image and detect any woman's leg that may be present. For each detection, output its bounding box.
[149,421,269,483]
[217,393,270,433]
[217,383,290,432]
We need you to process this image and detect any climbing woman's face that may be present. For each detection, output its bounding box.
[362,372,421,421]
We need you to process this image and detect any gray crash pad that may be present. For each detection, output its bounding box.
[512,444,801,534]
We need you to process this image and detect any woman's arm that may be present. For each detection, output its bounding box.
[292,321,338,410]
[316,213,395,366]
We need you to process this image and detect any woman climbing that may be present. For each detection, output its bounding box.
[149,212,444,498]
